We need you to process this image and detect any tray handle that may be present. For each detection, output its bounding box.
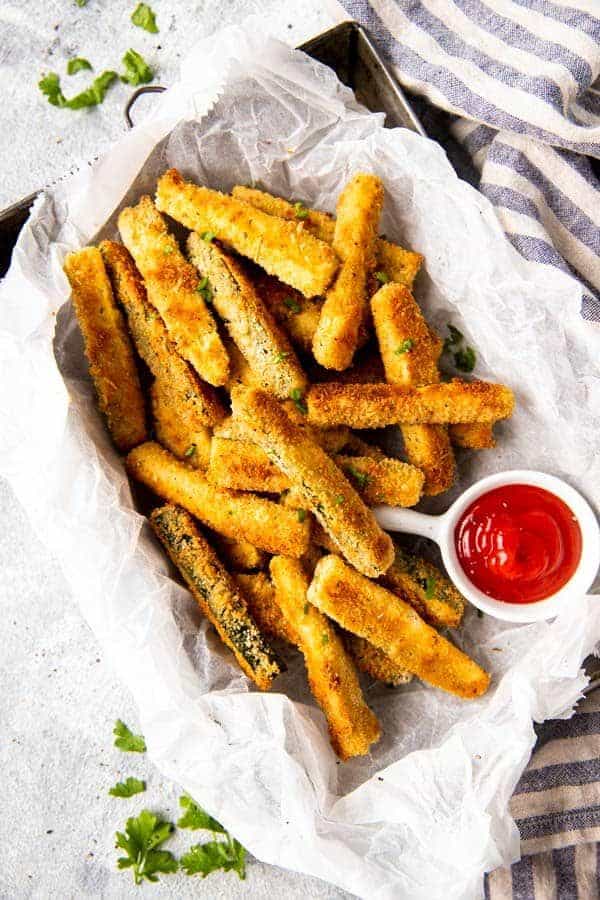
[124,85,167,129]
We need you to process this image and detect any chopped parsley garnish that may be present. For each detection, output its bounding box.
[115,810,177,884]
[109,777,146,798]
[374,271,389,284]
[424,576,436,599]
[289,388,307,415]
[39,69,118,109]
[196,276,212,303]
[120,49,154,86]
[283,296,301,314]
[443,324,464,350]
[395,339,414,355]
[162,244,174,254]
[293,201,309,220]
[184,444,196,458]
[334,495,345,505]
[347,466,370,488]
[75,0,87,6]
[67,57,92,75]
[177,795,223,832]
[296,508,307,523]
[113,719,146,753]
[321,633,330,646]
[131,2,159,33]
[274,350,290,363]
[454,346,476,373]
[202,231,216,243]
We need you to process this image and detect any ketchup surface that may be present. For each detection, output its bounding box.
[455,484,582,604]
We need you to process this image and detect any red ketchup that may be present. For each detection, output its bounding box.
[455,484,582,604]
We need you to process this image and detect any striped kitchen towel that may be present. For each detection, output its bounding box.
[486,688,600,899]
[337,0,600,321]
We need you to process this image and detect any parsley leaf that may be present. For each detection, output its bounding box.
[131,2,159,33]
[109,777,146,798]
[283,296,301,314]
[374,271,389,284]
[296,508,307,523]
[113,719,146,753]
[321,632,329,646]
[395,339,414,355]
[120,49,154,86]
[39,70,118,109]
[184,444,196,458]
[443,324,463,351]
[202,231,216,243]
[196,276,212,303]
[334,494,344,505]
[424,576,436,599]
[274,350,290,363]
[347,465,370,488]
[67,57,92,76]
[75,0,87,6]
[289,388,307,415]
[454,346,476,373]
[115,810,177,884]
[293,201,309,220]
[180,837,246,879]
[177,795,224,832]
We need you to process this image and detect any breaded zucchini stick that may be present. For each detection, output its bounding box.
[335,455,424,507]
[99,240,224,428]
[308,555,490,700]
[449,422,496,450]
[252,270,322,353]
[231,185,423,288]
[372,282,455,496]
[343,633,412,686]
[313,173,384,370]
[150,377,212,470]
[340,434,386,461]
[117,197,229,387]
[381,545,465,629]
[63,247,147,452]
[208,436,289,493]
[155,169,339,298]
[187,233,307,399]
[150,504,282,690]
[126,442,309,557]
[235,572,295,643]
[213,537,267,572]
[232,388,394,578]
[307,381,515,429]
[270,557,380,759]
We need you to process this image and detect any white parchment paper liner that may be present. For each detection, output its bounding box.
[1,24,599,900]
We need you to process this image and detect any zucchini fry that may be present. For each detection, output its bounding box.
[213,537,267,572]
[308,555,490,700]
[313,173,384,370]
[307,381,515,429]
[63,247,147,452]
[126,442,310,557]
[270,556,380,759]
[150,504,282,690]
[343,633,412,686]
[232,388,394,578]
[208,436,288,493]
[99,240,225,428]
[449,422,496,450]
[340,434,386,462]
[235,572,295,643]
[372,282,455,495]
[231,185,423,288]
[187,233,307,399]
[150,377,211,470]
[155,169,339,298]
[117,197,229,387]
[381,545,465,629]
[335,455,424,507]
[251,270,322,353]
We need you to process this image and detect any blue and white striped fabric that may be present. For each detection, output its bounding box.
[338,0,600,321]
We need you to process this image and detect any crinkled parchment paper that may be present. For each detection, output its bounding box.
[1,24,600,900]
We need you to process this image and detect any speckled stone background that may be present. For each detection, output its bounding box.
[0,1,354,896]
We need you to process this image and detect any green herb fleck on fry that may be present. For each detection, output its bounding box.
[131,2,159,33]
[293,201,309,220]
[289,388,307,415]
[274,350,290,363]
[334,495,344,505]
[321,633,329,646]
[202,231,216,243]
[348,466,370,488]
[374,271,389,284]
[297,508,307,523]
[184,444,196,458]
[283,296,301,314]
[196,276,212,303]
[113,719,146,753]
[395,339,414,355]
[424,577,437,599]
